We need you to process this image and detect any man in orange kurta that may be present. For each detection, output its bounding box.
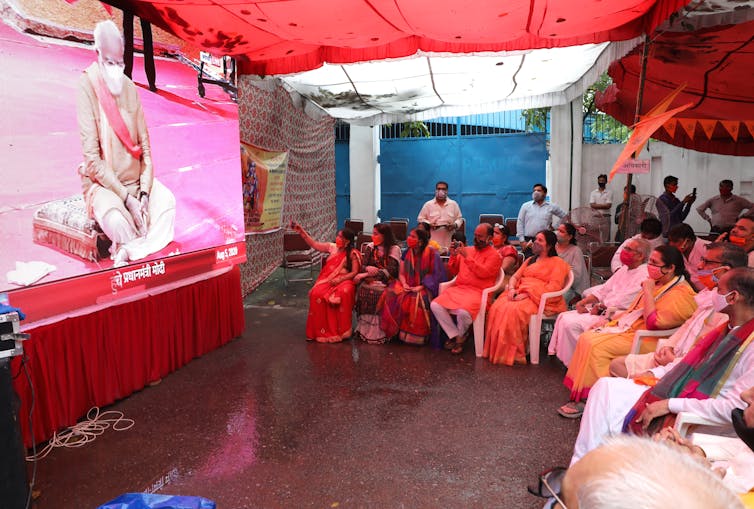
[430,223,502,353]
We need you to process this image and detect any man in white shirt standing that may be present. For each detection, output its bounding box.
[589,174,613,242]
[516,183,566,250]
[417,180,463,253]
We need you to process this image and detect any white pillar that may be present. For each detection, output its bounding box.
[549,99,583,212]
[348,125,381,230]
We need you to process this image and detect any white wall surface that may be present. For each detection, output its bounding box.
[580,142,754,233]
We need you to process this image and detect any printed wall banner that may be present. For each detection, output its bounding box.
[241,143,288,234]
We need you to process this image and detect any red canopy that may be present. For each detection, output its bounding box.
[104,0,688,75]
[598,19,754,156]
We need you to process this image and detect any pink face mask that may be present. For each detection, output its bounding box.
[619,249,633,266]
[406,236,418,249]
[647,264,665,280]
[335,237,346,249]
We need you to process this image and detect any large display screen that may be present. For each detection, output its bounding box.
[0,21,245,303]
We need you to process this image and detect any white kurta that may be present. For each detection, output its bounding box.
[570,338,754,465]
[417,198,463,250]
[548,264,648,366]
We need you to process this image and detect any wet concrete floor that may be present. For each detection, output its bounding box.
[30,268,579,508]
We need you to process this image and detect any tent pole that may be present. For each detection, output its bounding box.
[619,34,650,242]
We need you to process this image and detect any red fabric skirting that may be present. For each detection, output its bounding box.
[11,266,245,447]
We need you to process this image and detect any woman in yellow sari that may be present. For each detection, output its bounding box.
[484,230,571,365]
[558,245,697,418]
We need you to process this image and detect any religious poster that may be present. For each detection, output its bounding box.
[241,142,288,233]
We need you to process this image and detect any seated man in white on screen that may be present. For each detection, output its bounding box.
[77,20,175,267]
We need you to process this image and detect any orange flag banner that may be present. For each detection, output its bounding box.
[663,119,678,139]
[632,84,687,156]
[699,120,717,140]
[678,118,697,139]
[720,121,740,141]
[608,102,693,181]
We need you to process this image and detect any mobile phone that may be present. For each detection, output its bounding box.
[692,187,697,195]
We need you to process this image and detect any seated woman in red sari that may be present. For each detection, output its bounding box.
[353,223,401,344]
[492,223,520,279]
[381,228,447,347]
[484,230,571,365]
[292,222,361,343]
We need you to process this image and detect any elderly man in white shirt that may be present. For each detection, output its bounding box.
[611,217,665,272]
[417,180,463,252]
[549,237,650,366]
[516,183,566,246]
[568,267,754,466]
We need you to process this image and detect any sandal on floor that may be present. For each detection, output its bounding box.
[557,401,586,419]
[443,338,457,350]
[451,338,466,355]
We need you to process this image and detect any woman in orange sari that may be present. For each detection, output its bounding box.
[292,222,361,343]
[484,230,571,365]
[492,223,520,278]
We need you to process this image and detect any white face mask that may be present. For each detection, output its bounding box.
[436,189,447,200]
[713,290,734,312]
[532,191,544,201]
[100,59,125,96]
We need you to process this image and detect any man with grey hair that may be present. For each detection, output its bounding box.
[548,237,650,367]
[77,20,175,267]
[554,436,744,509]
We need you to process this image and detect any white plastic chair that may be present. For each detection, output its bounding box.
[629,327,681,354]
[675,412,735,438]
[528,269,574,365]
[438,267,506,357]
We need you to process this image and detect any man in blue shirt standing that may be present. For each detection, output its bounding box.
[516,183,567,250]
[657,175,695,235]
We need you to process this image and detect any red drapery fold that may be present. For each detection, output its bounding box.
[11,267,245,447]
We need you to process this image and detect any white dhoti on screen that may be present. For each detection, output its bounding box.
[91,178,176,261]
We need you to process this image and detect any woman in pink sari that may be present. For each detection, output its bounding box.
[484,230,570,365]
[292,222,361,343]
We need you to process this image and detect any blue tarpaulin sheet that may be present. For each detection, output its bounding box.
[97,494,216,509]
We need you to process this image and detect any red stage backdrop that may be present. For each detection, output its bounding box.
[237,78,336,295]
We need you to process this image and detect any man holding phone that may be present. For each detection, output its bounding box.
[657,175,695,235]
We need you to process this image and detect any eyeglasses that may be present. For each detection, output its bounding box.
[622,246,639,254]
[700,257,724,266]
[528,467,568,509]
[647,262,667,268]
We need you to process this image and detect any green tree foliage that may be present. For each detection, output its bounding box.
[521,72,629,143]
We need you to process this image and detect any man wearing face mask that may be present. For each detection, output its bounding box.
[417,181,464,253]
[667,223,709,290]
[610,242,748,378]
[719,215,754,267]
[77,20,176,267]
[658,175,695,235]
[516,183,567,249]
[568,267,754,465]
[430,224,502,355]
[548,237,650,367]
[589,174,613,242]
[696,180,753,234]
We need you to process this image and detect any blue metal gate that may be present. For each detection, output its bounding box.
[378,133,546,236]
